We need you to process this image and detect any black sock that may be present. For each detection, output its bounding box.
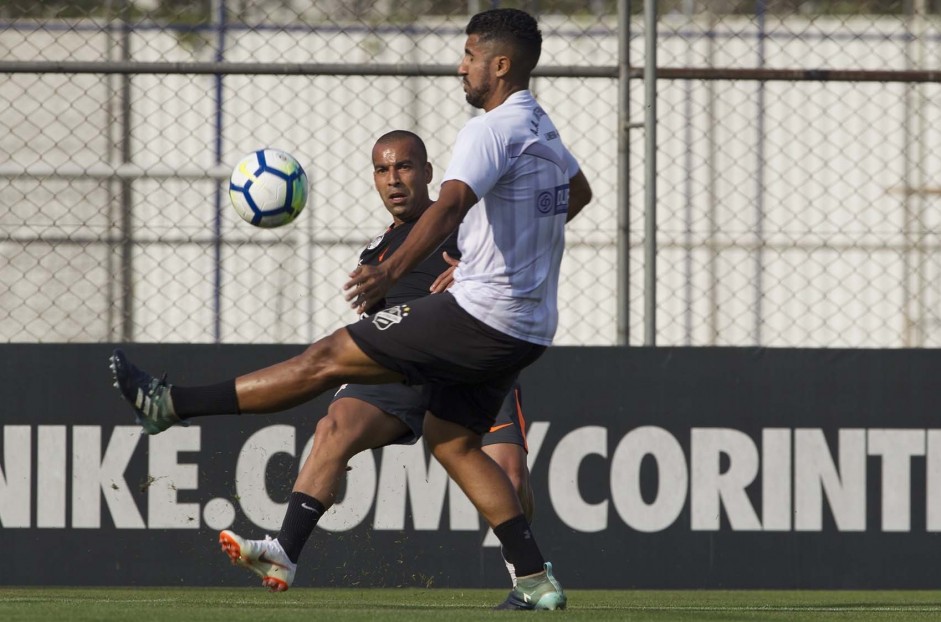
[172,380,240,419]
[276,492,326,563]
[493,514,544,578]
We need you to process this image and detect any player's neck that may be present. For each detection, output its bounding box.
[482,82,529,112]
[395,198,433,226]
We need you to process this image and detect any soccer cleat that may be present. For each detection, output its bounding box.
[494,562,567,611]
[109,349,185,435]
[219,530,296,592]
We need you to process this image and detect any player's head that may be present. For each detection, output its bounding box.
[371,130,433,225]
[460,9,542,110]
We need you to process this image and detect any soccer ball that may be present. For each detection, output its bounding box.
[228,148,308,228]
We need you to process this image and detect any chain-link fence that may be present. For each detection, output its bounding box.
[647,1,941,348]
[1,1,939,347]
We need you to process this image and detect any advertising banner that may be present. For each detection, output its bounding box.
[1,345,939,588]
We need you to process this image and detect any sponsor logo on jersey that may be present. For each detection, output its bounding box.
[535,184,569,217]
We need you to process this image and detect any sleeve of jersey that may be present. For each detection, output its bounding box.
[441,121,507,200]
[562,145,581,178]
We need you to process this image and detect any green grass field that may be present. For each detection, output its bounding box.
[1,588,940,621]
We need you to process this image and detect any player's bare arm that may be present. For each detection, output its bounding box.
[566,169,592,222]
[345,179,478,313]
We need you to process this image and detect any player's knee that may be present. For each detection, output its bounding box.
[502,467,525,493]
[313,413,340,441]
[487,446,528,490]
[501,460,530,498]
[297,331,348,386]
[311,411,358,457]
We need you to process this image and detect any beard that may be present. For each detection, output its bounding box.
[463,78,490,109]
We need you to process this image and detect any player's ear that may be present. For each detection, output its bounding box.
[494,54,511,78]
[423,162,433,184]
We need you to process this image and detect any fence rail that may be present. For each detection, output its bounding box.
[2,2,940,347]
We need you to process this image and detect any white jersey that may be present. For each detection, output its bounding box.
[443,90,579,345]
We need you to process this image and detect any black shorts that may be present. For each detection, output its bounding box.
[330,382,425,446]
[330,382,527,450]
[346,293,545,435]
[481,384,527,451]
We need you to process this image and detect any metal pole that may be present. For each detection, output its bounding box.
[914,0,928,346]
[7,62,941,82]
[706,7,719,345]
[212,0,226,343]
[901,0,928,346]
[104,0,117,341]
[754,0,766,346]
[682,0,694,345]
[616,0,631,345]
[119,0,134,342]
[643,0,657,346]
[901,0,914,346]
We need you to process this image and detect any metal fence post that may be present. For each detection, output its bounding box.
[643,0,657,346]
[617,0,632,346]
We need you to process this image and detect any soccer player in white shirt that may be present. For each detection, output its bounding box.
[110,8,591,610]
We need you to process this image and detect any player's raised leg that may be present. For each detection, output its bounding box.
[109,349,186,434]
[109,327,402,434]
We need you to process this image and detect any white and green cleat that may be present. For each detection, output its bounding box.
[109,349,185,435]
[494,562,567,610]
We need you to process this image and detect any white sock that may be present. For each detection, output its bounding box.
[501,546,518,587]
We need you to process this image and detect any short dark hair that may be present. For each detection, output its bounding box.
[466,8,542,75]
[374,129,428,164]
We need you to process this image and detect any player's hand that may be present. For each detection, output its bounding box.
[344,264,392,314]
[429,252,461,294]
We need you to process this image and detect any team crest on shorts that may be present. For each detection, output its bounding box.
[372,304,410,330]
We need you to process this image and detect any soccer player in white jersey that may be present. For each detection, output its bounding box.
[110,8,591,610]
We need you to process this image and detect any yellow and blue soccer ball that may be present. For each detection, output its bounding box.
[229,148,308,228]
